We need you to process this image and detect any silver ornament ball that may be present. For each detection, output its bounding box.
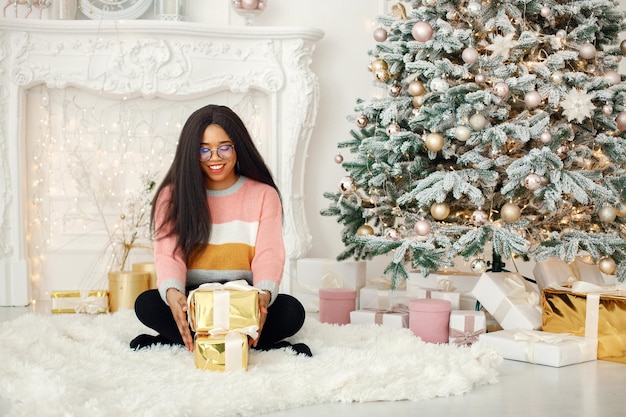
[430,77,449,92]
[454,125,471,142]
[385,228,401,241]
[388,83,402,97]
[602,104,613,115]
[524,173,543,191]
[471,209,489,226]
[598,205,617,223]
[467,1,481,15]
[470,258,487,273]
[356,114,369,128]
[549,71,564,85]
[469,113,488,130]
[339,176,356,195]
[540,6,552,17]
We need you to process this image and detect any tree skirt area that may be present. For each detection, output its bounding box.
[0,310,502,417]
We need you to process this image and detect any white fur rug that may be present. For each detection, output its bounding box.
[0,310,501,417]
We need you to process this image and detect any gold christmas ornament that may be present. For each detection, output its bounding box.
[500,202,521,223]
[424,132,445,152]
[374,69,390,82]
[430,202,450,220]
[615,202,626,218]
[408,80,426,96]
[470,258,487,273]
[390,2,407,19]
[621,39,626,54]
[370,58,388,72]
[412,95,425,108]
[356,224,375,236]
[598,256,617,275]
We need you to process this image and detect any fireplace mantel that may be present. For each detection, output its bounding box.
[0,19,323,305]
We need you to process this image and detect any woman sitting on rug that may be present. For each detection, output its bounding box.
[131,104,311,357]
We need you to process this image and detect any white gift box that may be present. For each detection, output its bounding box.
[533,257,578,291]
[448,310,486,346]
[294,258,366,312]
[413,287,460,310]
[479,330,597,367]
[471,272,542,330]
[359,287,411,310]
[349,305,409,328]
[408,269,479,310]
[570,256,605,285]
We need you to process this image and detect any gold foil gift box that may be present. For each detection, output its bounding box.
[188,280,260,333]
[194,332,250,372]
[542,281,626,364]
[50,290,109,314]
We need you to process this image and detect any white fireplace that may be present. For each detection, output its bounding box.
[0,19,323,305]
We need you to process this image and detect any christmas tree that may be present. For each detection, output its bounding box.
[321,0,626,285]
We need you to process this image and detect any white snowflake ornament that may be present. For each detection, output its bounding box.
[561,88,595,123]
[485,33,519,59]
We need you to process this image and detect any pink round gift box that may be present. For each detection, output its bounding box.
[409,298,451,343]
[318,288,357,325]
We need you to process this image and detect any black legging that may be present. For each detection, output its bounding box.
[133,289,306,350]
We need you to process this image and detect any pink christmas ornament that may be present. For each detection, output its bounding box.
[540,6,552,17]
[240,0,259,10]
[616,111,626,130]
[524,91,542,109]
[603,70,621,85]
[578,43,597,60]
[373,27,388,42]
[412,21,434,42]
[493,82,510,97]
[414,220,431,236]
[462,47,479,64]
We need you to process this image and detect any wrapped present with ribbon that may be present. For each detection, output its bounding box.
[194,330,253,372]
[294,258,366,312]
[569,256,606,286]
[532,257,579,291]
[349,303,409,328]
[412,279,461,310]
[479,329,597,367]
[449,310,486,346]
[408,269,480,310]
[358,287,411,311]
[471,272,542,330]
[187,280,260,334]
[50,290,109,314]
[542,281,626,364]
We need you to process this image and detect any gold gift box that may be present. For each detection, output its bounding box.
[50,290,109,314]
[189,288,259,333]
[194,333,249,371]
[542,287,626,364]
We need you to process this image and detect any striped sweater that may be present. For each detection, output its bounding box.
[155,176,284,305]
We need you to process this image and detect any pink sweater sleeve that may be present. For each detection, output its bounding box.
[153,187,187,303]
[250,186,285,301]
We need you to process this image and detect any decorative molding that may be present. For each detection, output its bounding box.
[0,20,323,305]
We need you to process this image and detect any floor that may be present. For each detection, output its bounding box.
[1,302,625,417]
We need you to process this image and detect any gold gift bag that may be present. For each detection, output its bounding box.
[50,290,109,314]
[542,286,626,364]
[188,280,259,333]
[108,271,150,312]
[132,262,157,289]
[194,333,249,371]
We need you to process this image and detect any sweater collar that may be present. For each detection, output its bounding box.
[205,176,246,197]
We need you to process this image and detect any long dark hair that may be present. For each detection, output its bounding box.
[150,104,281,264]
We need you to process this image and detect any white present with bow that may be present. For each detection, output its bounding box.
[349,303,409,328]
[569,256,606,285]
[471,272,542,330]
[532,257,579,291]
[479,329,597,367]
[358,287,411,311]
[407,269,480,310]
[294,258,366,312]
[449,310,486,346]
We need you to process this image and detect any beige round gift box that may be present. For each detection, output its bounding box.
[108,271,150,312]
[132,262,157,289]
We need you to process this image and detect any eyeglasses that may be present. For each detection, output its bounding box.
[199,144,235,162]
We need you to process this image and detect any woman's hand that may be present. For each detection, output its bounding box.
[166,288,194,352]
[252,290,271,347]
